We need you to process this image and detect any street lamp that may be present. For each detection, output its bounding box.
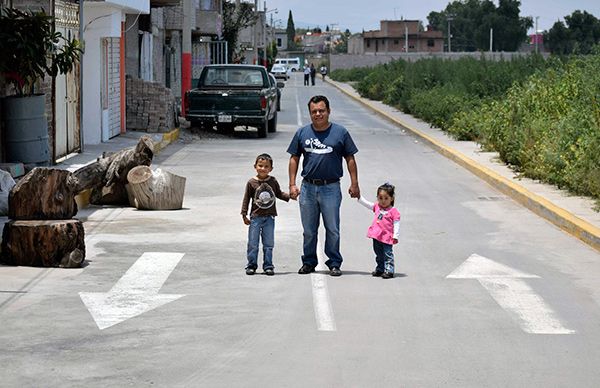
[447,15,454,52]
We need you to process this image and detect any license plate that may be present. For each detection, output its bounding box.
[218,115,232,123]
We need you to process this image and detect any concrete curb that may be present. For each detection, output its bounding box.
[328,79,600,252]
[74,127,180,210]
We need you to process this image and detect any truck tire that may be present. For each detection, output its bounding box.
[268,111,277,133]
[257,120,268,138]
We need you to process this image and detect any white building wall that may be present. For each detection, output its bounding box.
[82,5,123,144]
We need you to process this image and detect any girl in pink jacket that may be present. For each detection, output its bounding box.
[358,183,401,279]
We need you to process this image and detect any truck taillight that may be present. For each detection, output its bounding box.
[260,96,267,110]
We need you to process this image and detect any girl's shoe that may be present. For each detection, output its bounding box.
[264,268,274,276]
[246,268,256,275]
[372,270,383,277]
[382,272,394,279]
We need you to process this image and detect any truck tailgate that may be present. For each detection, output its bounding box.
[188,90,264,113]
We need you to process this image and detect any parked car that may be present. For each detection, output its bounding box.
[185,65,278,138]
[268,73,284,112]
[270,64,291,80]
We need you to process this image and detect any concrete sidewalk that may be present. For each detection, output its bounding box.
[327,78,600,252]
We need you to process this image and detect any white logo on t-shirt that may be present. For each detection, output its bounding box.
[304,138,333,154]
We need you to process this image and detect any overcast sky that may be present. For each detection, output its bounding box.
[261,0,600,34]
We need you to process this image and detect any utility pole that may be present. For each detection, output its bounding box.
[404,21,408,52]
[489,28,493,52]
[535,16,539,54]
[182,0,192,114]
[447,16,454,52]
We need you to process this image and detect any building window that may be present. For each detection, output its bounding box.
[394,39,399,45]
[427,39,435,47]
[366,39,370,48]
[277,38,282,47]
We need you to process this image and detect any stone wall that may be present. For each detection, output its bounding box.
[329,51,550,71]
[126,77,177,133]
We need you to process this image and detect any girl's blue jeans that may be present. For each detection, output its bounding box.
[246,216,275,270]
[373,239,394,273]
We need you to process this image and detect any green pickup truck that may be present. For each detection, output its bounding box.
[185,64,281,138]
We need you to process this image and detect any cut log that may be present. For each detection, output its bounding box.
[8,168,78,220]
[73,136,154,205]
[1,219,85,268]
[127,166,186,210]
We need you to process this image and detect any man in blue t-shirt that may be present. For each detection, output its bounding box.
[287,95,361,277]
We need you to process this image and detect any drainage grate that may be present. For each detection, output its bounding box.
[477,196,506,201]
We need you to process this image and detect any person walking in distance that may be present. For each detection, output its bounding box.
[320,65,328,81]
[310,63,316,86]
[357,183,401,279]
[241,154,291,276]
[287,95,361,277]
[303,65,310,86]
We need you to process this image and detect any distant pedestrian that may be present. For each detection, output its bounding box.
[320,65,328,81]
[241,153,292,276]
[303,65,310,86]
[310,63,316,86]
[357,183,401,279]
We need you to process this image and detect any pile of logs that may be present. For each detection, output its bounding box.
[1,136,157,268]
[1,168,85,267]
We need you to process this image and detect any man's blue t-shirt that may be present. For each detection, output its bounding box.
[286,122,358,180]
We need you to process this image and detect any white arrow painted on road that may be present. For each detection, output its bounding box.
[447,254,574,334]
[80,252,185,330]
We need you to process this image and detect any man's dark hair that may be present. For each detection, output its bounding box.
[308,95,330,110]
[255,153,273,167]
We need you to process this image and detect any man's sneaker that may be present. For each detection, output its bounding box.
[382,272,394,279]
[372,270,384,277]
[264,268,274,276]
[298,264,316,274]
[245,268,256,275]
[330,267,342,277]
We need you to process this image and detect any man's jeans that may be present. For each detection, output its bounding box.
[299,181,342,269]
[246,216,275,270]
[373,239,394,273]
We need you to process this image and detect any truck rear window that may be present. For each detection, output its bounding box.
[200,68,266,87]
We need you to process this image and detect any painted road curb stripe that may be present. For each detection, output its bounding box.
[328,79,600,252]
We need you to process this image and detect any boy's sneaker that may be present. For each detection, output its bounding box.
[372,270,384,277]
[329,267,342,277]
[245,268,256,275]
[264,268,274,276]
[382,272,394,279]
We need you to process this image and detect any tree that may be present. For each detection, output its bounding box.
[334,29,352,54]
[427,0,531,52]
[546,10,600,54]
[286,10,297,50]
[222,1,258,62]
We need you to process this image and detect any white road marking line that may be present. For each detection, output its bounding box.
[447,253,575,334]
[80,252,185,330]
[295,88,303,127]
[311,242,336,331]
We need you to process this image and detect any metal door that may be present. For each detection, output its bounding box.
[54,0,81,160]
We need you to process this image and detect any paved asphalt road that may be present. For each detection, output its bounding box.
[2,73,600,387]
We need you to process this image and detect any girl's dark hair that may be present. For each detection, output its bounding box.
[255,153,273,167]
[377,182,395,206]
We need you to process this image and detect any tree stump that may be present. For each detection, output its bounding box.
[1,220,85,267]
[72,136,154,205]
[8,168,78,220]
[127,166,186,210]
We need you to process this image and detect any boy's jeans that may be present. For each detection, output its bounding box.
[246,216,275,270]
[373,239,394,273]
[299,181,343,269]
